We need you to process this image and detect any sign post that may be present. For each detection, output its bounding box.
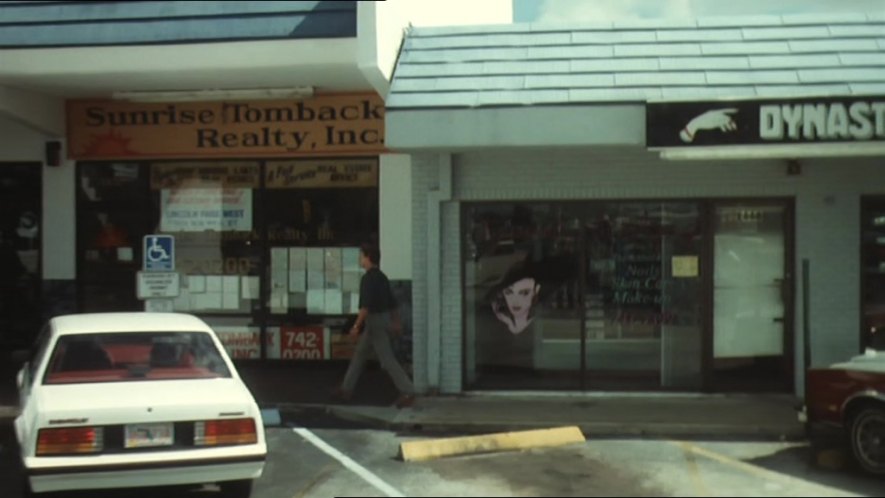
[141,234,177,310]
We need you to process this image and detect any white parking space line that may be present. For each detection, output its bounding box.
[293,428,406,498]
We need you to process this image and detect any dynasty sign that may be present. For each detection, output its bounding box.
[646,97,885,148]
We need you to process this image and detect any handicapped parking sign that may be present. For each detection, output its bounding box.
[143,235,175,271]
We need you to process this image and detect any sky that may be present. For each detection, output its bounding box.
[514,0,885,23]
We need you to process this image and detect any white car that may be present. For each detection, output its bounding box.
[13,312,267,496]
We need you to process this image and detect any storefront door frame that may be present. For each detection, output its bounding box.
[701,198,796,393]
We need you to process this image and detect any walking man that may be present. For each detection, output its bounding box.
[334,243,415,408]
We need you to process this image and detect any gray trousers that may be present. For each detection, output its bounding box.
[342,312,414,395]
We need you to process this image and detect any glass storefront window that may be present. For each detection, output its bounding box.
[463,201,703,391]
[263,159,377,360]
[151,162,263,316]
[78,162,151,312]
[584,202,703,390]
[464,203,582,390]
[0,163,42,346]
[76,158,380,361]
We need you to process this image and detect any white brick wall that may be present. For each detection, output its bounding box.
[412,146,884,395]
[410,153,436,392]
[440,201,462,393]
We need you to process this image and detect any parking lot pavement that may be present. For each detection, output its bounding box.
[307,430,884,497]
[3,417,883,497]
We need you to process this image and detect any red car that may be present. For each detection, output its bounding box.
[801,349,885,474]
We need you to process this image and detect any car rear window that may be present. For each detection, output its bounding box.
[44,332,232,384]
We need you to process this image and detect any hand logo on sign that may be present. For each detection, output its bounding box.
[147,237,170,263]
[679,108,738,143]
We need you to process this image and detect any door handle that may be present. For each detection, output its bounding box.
[773,317,785,323]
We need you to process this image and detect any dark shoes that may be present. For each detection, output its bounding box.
[394,394,415,409]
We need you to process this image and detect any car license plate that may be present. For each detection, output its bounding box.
[125,423,174,448]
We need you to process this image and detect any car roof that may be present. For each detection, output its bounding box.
[49,313,214,335]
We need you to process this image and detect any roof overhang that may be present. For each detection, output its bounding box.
[385,104,646,151]
[0,38,370,98]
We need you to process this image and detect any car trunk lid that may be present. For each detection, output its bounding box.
[35,379,256,426]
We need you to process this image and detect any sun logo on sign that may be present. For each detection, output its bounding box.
[79,131,142,157]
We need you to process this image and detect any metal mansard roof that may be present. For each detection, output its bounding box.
[387,12,885,109]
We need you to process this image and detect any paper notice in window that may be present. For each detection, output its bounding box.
[117,247,134,262]
[272,247,289,268]
[289,247,307,270]
[269,292,288,314]
[342,271,361,293]
[289,248,307,292]
[308,270,325,290]
[324,290,343,314]
[223,276,239,294]
[242,276,260,299]
[271,247,289,293]
[193,292,222,310]
[307,248,324,271]
[290,269,307,293]
[223,292,239,310]
[672,256,699,278]
[343,248,360,272]
[324,248,342,290]
[206,276,223,293]
[173,291,191,311]
[188,275,207,293]
[307,290,325,314]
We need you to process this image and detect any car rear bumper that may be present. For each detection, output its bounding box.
[26,455,265,493]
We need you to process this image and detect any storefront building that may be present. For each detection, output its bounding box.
[386,14,885,395]
[69,96,387,361]
[0,0,512,362]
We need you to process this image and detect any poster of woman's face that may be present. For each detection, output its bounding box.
[486,253,577,336]
[492,277,540,335]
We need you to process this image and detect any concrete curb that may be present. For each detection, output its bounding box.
[399,426,585,462]
[280,403,805,441]
[326,405,396,430]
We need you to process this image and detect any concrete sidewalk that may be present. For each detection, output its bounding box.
[283,393,805,440]
[1,348,804,440]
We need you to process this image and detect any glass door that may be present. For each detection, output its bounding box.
[711,203,792,391]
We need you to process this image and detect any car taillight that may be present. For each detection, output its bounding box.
[37,427,103,456]
[194,418,257,446]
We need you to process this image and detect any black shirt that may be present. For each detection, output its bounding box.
[359,267,396,313]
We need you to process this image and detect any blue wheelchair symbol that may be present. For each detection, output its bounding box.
[143,235,174,271]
